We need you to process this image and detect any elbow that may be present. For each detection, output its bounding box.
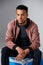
[38,43,40,47]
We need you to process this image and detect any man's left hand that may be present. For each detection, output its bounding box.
[16,48,30,60]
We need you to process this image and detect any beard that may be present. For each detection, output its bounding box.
[17,19,27,25]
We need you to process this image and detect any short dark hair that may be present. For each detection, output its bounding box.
[16,5,28,13]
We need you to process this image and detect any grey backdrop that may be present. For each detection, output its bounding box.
[0,0,43,52]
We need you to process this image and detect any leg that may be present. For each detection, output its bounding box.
[1,46,18,65]
[24,51,33,59]
[32,49,42,65]
[23,49,42,65]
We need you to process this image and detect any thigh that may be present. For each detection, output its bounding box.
[1,46,18,57]
[33,49,42,58]
[24,51,33,59]
[32,49,42,65]
[24,49,42,59]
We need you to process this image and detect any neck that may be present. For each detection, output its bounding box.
[19,20,27,26]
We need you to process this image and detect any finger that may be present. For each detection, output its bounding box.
[16,57,22,60]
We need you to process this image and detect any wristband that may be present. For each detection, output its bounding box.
[28,47,33,52]
[13,45,18,50]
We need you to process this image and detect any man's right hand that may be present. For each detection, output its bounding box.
[16,46,25,54]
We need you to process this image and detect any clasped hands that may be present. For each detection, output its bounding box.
[16,47,30,60]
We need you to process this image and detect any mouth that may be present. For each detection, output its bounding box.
[18,21,25,24]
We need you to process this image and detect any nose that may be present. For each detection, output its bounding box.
[19,15,22,19]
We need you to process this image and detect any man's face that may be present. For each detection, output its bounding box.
[16,9,28,24]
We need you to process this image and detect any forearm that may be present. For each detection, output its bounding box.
[5,40,24,55]
[5,40,16,49]
[29,41,40,50]
[24,48,30,55]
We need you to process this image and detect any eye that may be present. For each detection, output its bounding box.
[17,14,19,16]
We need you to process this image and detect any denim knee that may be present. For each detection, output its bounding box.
[33,49,42,58]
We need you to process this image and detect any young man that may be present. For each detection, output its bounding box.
[1,5,42,65]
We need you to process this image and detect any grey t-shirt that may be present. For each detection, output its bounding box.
[15,21,31,49]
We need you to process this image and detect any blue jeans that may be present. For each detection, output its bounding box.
[1,46,42,65]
